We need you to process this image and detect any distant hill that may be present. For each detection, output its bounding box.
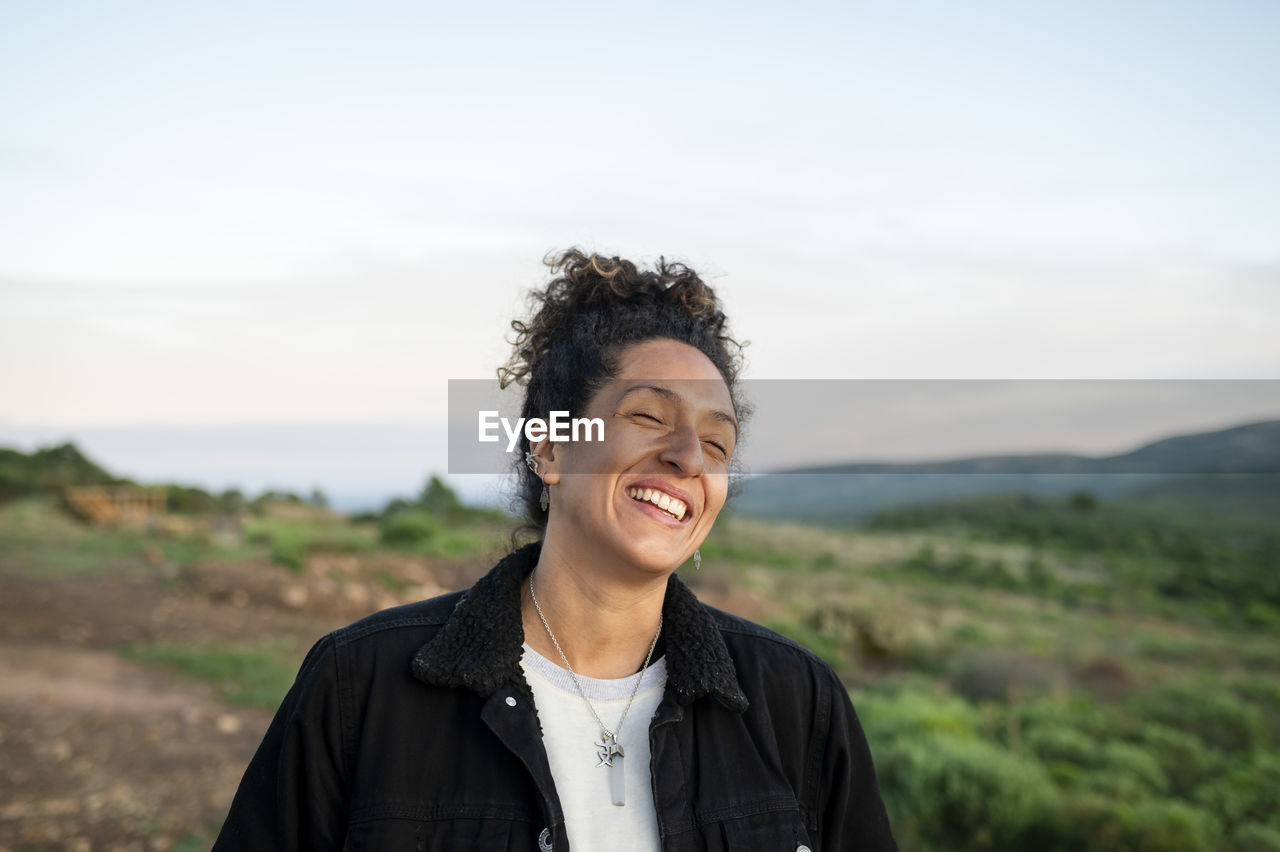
[0,442,128,502]
[732,420,1280,524]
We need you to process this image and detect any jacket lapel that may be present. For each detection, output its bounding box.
[411,542,748,713]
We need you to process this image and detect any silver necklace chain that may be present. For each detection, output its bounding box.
[528,572,663,744]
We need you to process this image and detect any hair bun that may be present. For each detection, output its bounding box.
[500,249,740,389]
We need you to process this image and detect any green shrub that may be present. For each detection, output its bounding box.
[870,491,1280,611]
[857,689,981,743]
[876,732,1057,851]
[1075,742,1169,801]
[1135,633,1205,663]
[1131,723,1223,798]
[1229,674,1280,709]
[1244,601,1280,629]
[1055,795,1221,852]
[379,510,441,547]
[374,476,507,525]
[164,484,219,514]
[217,488,246,514]
[1121,800,1221,852]
[1129,682,1265,754]
[1228,675,1280,746]
[949,620,997,644]
[242,516,376,571]
[418,475,461,516]
[1025,554,1056,592]
[1230,823,1280,852]
[268,526,307,572]
[1026,725,1095,767]
[1195,752,1280,828]
[813,550,837,570]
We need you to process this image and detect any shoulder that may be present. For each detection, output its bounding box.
[328,589,467,648]
[702,602,846,705]
[295,590,471,684]
[276,590,480,719]
[707,603,833,670]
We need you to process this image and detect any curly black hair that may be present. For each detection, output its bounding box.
[500,249,748,531]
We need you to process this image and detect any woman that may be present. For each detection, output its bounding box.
[213,250,897,851]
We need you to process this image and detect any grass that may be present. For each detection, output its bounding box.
[242,516,379,572]
[170,828,219,852]
[0,496,257,579]
[398,524,508,559]
[241,512,506,571]
[119,639,302,708]
[703,498,1280,850]
[11,483,1280,850]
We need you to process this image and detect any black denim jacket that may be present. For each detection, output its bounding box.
[213,543,898,851]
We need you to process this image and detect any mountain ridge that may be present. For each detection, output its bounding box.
[734,419,1280,524]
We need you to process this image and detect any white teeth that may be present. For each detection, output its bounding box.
[627,487,687,520]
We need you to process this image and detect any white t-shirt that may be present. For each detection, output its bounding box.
[520,643,666,852]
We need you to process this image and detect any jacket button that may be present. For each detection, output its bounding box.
[505,696,517,707]
[538,826,553,851]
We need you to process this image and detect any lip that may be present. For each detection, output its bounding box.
[625,478,696,525]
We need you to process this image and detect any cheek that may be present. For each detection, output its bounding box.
[560,429,644,475]
[703,475,730,517]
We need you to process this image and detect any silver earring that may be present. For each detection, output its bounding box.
[526,451,550,512]
[694,549,701,571]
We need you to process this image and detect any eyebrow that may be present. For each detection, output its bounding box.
[618,384,739,436]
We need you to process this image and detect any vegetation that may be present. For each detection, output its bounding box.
[242,514,378,572]
[0,495,257,579]
[870,492,1280,623]
[5,436,1277,849]
[171,830,219,852]
[119,640,301,708]
[0,442,125,501]
[370,475,508,556]
[697,492,1280,851]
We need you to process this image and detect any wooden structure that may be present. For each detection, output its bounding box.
[64,486,166,525]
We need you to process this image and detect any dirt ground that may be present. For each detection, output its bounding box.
[0,546,476,852]
[0,550,769,851]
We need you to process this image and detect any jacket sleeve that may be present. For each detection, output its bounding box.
[817,670,899,851]
[213,633,349,852]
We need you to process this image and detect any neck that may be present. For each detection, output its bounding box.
[522,541,668,680]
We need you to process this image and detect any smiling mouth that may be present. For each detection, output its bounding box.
[626,487,689,522]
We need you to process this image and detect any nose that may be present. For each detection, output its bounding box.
[658,421,705,475]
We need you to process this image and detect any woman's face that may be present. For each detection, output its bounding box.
[539,338,737,577]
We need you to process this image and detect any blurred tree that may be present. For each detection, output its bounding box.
[418,475,461,516]
[217,488,246,515]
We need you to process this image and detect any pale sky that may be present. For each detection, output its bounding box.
[2,1,1278,502]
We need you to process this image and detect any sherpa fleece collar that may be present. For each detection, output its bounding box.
[411,542,749,713]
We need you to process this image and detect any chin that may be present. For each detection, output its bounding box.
[615,542,686,576]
